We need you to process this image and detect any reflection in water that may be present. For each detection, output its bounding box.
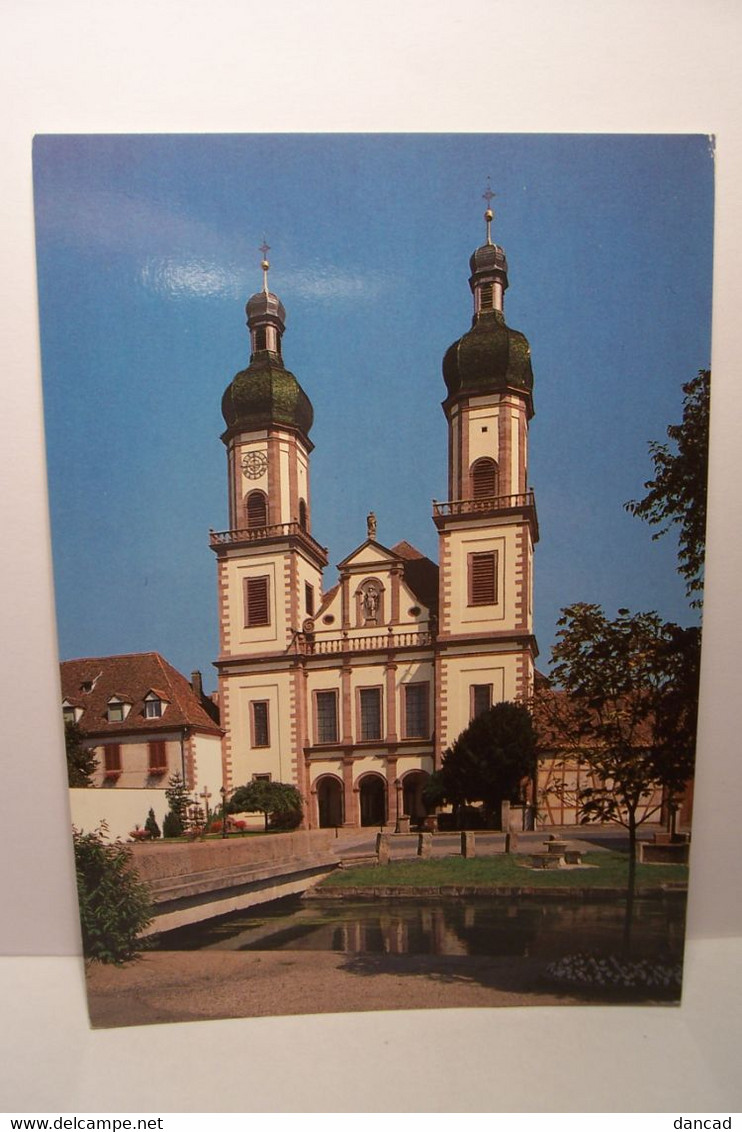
[156,894,686,961]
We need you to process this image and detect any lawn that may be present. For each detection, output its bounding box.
[319,851,689,890]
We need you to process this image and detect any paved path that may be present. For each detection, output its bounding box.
[85,948,584,1028]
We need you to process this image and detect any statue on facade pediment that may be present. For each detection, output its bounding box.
[366,511,377,540]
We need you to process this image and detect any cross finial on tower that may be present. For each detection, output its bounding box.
[259,238,271,293]
[482,179,496,245]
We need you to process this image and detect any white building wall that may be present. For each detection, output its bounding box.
[225,670,296,787]
[69,787,170,842]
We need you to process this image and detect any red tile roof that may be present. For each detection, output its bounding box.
[391,541,439,614]
[60,652,222,738]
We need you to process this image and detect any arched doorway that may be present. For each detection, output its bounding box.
[317,775,344,828]
[402,770,430,824]
[359,774,387,827]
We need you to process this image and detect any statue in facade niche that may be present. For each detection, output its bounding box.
[363,585,379,620]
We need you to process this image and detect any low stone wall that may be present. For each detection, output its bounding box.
[130,828,337,885]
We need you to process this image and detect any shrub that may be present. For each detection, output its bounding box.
[162,810,183,838]
[73,825,153,965]
[144,808,161,839]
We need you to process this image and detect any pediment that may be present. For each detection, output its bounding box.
[337,539,400,571]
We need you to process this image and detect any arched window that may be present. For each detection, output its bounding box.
[470,458,498,500]
[246,490,267,530]
[298,499,307,530]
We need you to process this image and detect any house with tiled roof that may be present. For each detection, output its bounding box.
[62,652,223,839]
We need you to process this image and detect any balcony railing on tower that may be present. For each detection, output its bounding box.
[432,490,538,539]
[209,521,329,563]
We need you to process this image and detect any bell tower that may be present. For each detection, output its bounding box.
[211,246,328,794]
[433,190,538,761]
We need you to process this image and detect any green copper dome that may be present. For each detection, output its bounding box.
[221,353,314,438]
[442,309,534,414]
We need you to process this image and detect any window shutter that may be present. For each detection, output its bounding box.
[148,740,167,773]
[245,576,270,626]
[470,552,497,605]
[471,459,498,499]
[246,491,267,530]
[104,744,121,773]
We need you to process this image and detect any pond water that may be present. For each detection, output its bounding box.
[155,893,686,960]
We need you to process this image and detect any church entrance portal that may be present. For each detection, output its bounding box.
[359,774,387,827]
[317,776,343,828]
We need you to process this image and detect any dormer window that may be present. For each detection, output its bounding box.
[144,694,163,719]
[62,702,77,724]
[106,697,129,723]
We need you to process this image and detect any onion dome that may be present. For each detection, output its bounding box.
[221,248,314,440]
[442,194,534,416]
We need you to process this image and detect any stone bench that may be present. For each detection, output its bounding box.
[637,840,690,864]
[530,853,563,870]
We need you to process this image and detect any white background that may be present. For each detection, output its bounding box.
[1,0,741,1114]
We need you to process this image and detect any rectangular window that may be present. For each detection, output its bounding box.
[251,700,270,747]
[104,744,121,775]
[471,684,493,719]
[252,772,271,782]
[62,705,76,724]
[144,699,162,719]
[404,683,430,739]
[468,551,498,605]
[244,575,270,627]
[148,740,167,774]
[359,687,383,742]
[305,582,315,616]
[107,702,125,723]
[316,690,339,744]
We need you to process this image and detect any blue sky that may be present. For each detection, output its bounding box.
[32,134,714,690]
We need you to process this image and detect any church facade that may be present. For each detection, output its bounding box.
[210,207,539,829]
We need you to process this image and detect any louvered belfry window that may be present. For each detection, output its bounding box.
[471,458,498,500]
[246,491,267,530]
[468,551,497,606]
[480,282,494,310]
[245,576,270,627]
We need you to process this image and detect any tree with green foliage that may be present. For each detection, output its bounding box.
[230,780,303,831]
[144,807,161,839]
[626,369,710,608]
[546,602,697,950]
[438,702,537,828]
[73,825,153,964]
[64,721,97,787]
[162,770,193,837]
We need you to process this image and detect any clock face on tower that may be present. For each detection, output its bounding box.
[241,451,268,480]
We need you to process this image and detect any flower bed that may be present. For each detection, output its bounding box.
[545,952,682,998]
